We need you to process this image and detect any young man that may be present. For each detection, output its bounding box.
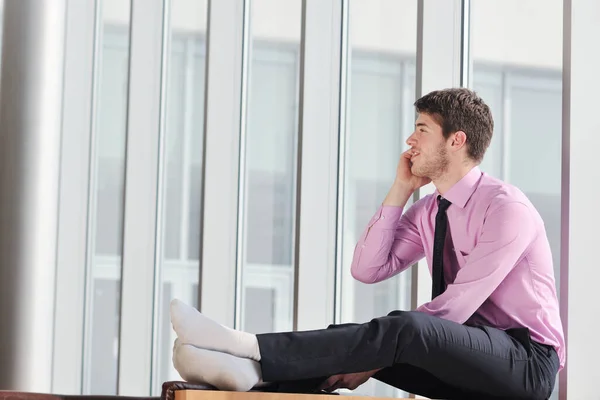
[170,88,564,400]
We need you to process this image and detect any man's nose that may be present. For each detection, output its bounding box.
[406,133,416,146]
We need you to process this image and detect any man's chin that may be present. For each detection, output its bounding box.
[411,167,429,179]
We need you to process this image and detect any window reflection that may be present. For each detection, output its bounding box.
[471,1,562,399]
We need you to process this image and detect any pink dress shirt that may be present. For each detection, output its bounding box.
[350,166,565,368]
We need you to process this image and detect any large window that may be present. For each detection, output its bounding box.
[338,0,417,397]
[239,0,302,334]
[46,0,581,396]
[85,0,211,389]
[470,1,563,399]
[155,0,208,387]
[84,1,131,394]
[471,0,562,290]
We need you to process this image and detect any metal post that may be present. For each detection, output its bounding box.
[0,0,67,391]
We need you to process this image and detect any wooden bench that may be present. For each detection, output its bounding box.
[175,391,411,400]
[161,381,411,400]
[0,391,157,400]
[0,382,411,400]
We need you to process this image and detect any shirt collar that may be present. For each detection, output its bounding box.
[434,166,482,209]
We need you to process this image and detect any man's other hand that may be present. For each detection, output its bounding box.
[319,369,381,392]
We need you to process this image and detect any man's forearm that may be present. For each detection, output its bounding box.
[383,181,414,207]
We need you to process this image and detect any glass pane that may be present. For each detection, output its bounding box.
[154,0,208,390]
[339,0,417,397]
[472,70,503,178]
[471,2,562,399]
[240,0,302,334]
[84,0,131,395]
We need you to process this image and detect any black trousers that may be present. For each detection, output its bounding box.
[256,311,559,400]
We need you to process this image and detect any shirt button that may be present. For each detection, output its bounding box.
[380,215,385,220]
[361,244,366,248]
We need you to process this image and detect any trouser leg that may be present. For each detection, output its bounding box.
[373,363,530,400]
[256,311,559,399]
[262,365,469,397]
[261,361,520,398]
[374,364,472,400]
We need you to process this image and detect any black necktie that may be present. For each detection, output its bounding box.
[432,195,452,299]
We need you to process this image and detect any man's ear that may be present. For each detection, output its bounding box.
[452,130,467,150]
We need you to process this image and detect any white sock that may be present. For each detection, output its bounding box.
[173,342,262,392]
[170,299,261,361]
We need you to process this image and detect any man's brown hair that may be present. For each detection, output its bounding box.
[414,88,493,163]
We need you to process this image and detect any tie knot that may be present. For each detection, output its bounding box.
[437,195,451,212]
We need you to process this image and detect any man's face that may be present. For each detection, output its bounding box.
[406,113,450,180]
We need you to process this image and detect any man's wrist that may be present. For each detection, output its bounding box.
[383,181,414,207]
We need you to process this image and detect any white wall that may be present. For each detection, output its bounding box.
[103,0,561,68]
[171,0,208,32]
[103,0,131,25]
[471,0,562,69]
[350,0,417,54]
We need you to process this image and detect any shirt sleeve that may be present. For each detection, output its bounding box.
[350,200,426,284]
[416,201,538,324]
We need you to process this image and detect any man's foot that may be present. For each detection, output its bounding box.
[170,299,261,361]
[173,341,262,392]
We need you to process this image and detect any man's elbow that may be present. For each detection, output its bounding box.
[350,267,379,284]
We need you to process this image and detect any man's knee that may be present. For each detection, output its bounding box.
[385,310,427,329]
[378,311,430,346]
